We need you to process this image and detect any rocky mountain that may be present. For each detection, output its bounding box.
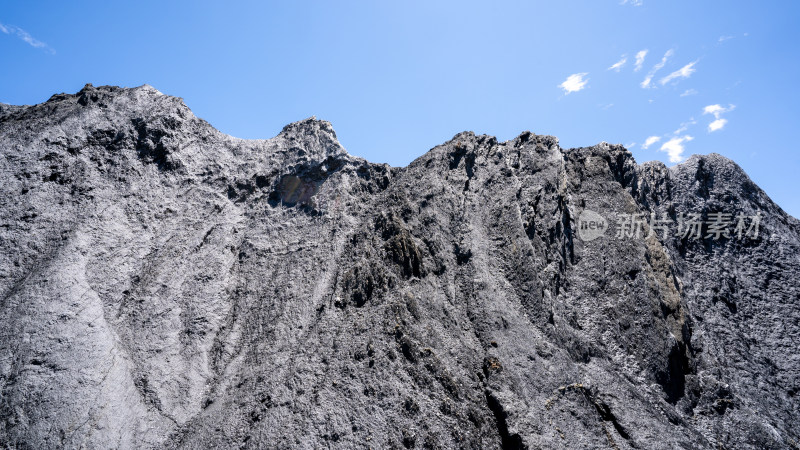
[0,84,798,449]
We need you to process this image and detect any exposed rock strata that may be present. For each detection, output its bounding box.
[0,84,798,448]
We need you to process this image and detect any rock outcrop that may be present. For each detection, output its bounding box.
[1,84,798,448]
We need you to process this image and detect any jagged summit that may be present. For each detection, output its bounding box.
[4,84,735,174]
[0,85,798,448]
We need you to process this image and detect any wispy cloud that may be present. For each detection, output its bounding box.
[680,89,698,97]
[620,0,643,5]
[660,60,698,85]
[641,136,661,149]
[634,50,648,71]
[608,55,627,72]
[559,73,589,94]
[673,118,697,135]
[703,104,735,132]
[703,104,734,117]
[0,22,54,54]
[660,135,693,162]
[641,49,673,88]
[718,35,734,43]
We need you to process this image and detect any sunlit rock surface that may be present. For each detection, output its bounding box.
[1,84,798,449]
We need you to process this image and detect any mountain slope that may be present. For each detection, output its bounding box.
[0,84,798,449]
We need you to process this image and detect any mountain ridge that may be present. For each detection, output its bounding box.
[4,83,780,197]
[1,84,798,449]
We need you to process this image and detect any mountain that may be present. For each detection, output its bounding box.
[1,84,798,449]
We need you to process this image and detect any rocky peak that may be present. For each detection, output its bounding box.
[277,116,349,163]
[0,85,797,449]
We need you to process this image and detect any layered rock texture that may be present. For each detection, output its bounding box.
[1,84,798,449]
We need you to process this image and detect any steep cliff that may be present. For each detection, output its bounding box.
[1,84,798,449]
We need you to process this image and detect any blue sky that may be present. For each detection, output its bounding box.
[2,1,799,216]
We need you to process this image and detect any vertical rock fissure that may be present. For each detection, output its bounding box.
[484,390,524,450]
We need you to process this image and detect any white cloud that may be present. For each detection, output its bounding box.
[718,35,734,43]
[620,0,643,5]
[0,22,54,53]
[704,105,724,116]
[680,89,698,97]
[608,55,627,71]
[660,60,698,85]
[703,104,735,132]
[559,73,589,94]
[673,118,696,135]
[703,104,734,118]
[634,50,648,71]
[641,49,674,88]
[660,135,693,163]
[708,118,728,132]
[642,136,661,149]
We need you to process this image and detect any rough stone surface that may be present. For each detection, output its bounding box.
[0,84,798,449]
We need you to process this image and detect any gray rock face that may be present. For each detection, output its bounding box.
[0,84,798,449]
